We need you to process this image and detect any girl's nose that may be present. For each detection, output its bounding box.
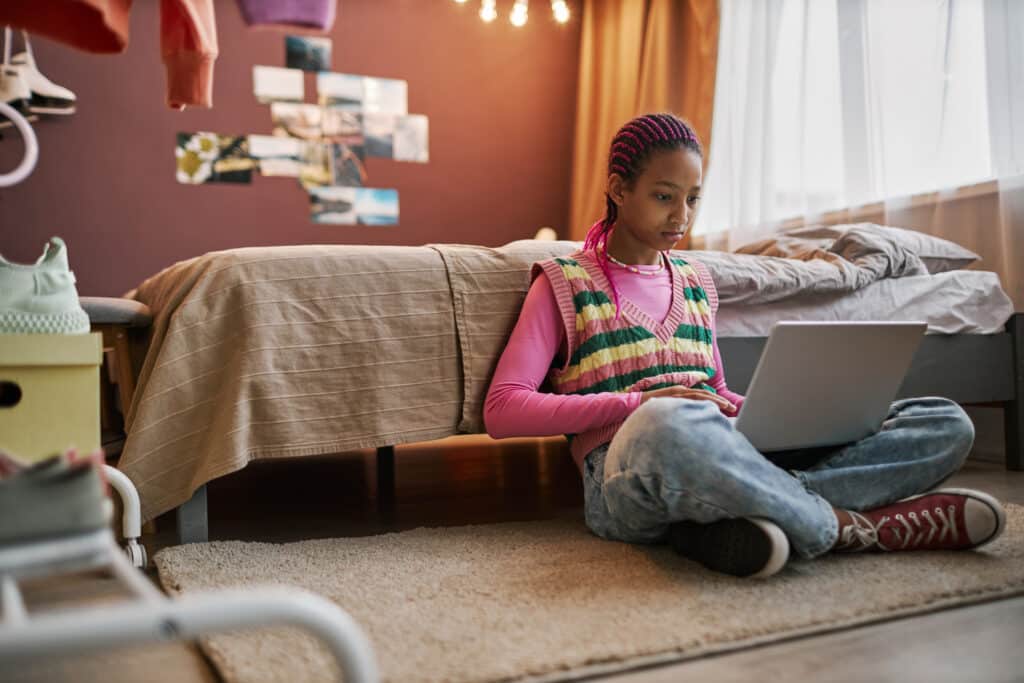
[670,205,684,224]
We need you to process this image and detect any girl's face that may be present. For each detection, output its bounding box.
[607,147,703,257]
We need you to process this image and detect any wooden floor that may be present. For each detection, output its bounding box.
[7,436,1024,683]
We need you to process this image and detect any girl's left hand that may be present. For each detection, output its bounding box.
[640,385,736,414]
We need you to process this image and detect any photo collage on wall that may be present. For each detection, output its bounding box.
[174,35,428,226]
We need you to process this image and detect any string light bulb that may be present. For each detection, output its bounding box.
[480,0,497,22]
[551,0,570,23]
[510,0,528,27]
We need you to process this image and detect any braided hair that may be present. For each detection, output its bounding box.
[584,113,703,317]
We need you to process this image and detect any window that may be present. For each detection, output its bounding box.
[695,0,1010,238]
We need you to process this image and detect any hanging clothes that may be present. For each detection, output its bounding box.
[161,0,217,109]
[235,0,336,31]
[0,0,218,110]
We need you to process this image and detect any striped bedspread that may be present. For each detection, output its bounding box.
[117,241,576,521]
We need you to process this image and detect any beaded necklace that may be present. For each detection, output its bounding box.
[601,248,666,277]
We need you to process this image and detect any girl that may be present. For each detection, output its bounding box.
[484,113,1006,579]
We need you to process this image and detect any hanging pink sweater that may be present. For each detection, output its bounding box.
[484,257,745,468]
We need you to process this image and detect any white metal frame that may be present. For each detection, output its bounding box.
[103,464,147,567]
[0,469,380,681]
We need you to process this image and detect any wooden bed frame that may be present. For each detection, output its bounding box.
[174,313,1023,544]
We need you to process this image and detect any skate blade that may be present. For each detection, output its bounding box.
[28,105,76,115]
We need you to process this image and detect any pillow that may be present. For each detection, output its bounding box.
[780,223,980,273]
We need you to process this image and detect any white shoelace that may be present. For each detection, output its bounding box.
[839,505,958,551]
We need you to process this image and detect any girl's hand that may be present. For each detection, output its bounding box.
[640,386,736,413]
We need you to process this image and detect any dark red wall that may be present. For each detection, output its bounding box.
[0,0,581,295]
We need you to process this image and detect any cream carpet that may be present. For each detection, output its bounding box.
[155,506,1024,683]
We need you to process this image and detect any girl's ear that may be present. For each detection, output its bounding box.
[607,173,626,207]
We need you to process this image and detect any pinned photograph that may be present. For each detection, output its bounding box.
[175,132,255,184]
[309,187,399,225]
[363,77,408,115]
[248,134,307,177]
[329,143,368,187]
[322,108,364,146]
[363,112,396,158]
[253,65,304,103]
[285,35,331,72]
[355,188,399,225]
[394,114,429,163]
[310,185,358,224]
[318,72,364,110]
[297,142,333,190]
[270,102,323,140]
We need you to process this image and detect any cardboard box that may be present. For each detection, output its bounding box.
[0,333,102,462]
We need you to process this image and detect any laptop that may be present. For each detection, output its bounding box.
[734,321,927,452]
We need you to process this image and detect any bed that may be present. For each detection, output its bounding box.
[114,226,1022,543]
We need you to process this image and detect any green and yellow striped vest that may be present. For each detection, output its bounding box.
[535,250,718,397]
[532,249,721,467]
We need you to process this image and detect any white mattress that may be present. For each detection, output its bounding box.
[716,270,1014,336]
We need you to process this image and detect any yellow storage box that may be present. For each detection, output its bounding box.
[0,333,102,462]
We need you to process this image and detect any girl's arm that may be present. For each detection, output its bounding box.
[483,274,642,438]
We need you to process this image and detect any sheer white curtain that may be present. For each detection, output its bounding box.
[695,0,1024,307]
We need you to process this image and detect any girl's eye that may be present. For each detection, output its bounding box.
[654,193,672,201]
[687,195,701,206]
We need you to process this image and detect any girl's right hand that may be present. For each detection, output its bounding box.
[640,386,736,413]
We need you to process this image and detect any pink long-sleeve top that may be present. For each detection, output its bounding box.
[484,261,745,465]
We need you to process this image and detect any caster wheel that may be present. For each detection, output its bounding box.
[125,540,148,569]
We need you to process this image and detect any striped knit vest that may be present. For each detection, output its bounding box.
[533,249,720,470]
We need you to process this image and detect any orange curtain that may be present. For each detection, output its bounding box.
[568,0,720,247]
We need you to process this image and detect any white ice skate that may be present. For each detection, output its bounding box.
[0,27,28,114]
[10,43,76,114]
[0,64,30,114]
[4,29,76,115]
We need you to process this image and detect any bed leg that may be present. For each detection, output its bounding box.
[376,446,395,516]
[1005,314,1023,471]
[175,484,209,544]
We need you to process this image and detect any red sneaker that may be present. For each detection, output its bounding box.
[835,488,1006,553]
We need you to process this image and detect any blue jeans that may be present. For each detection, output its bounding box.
[581,397,975,559]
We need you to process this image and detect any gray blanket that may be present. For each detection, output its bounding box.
[691,223,929,304]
